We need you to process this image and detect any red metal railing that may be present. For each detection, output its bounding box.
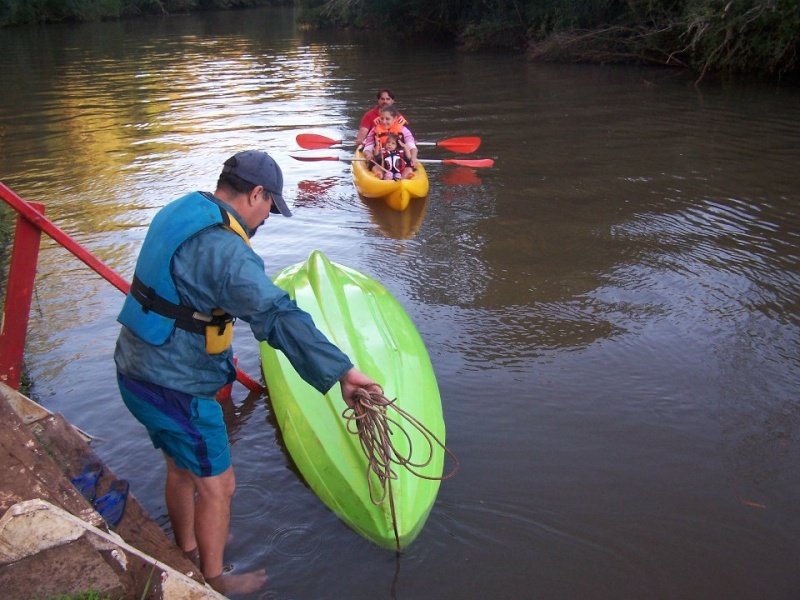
[0,181,264,396]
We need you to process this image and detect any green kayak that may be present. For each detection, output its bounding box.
[259,251,445,550]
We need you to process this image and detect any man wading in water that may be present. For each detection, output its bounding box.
[114,150,380,595]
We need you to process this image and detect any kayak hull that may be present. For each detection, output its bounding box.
[259,251,444,549]
[351,150,429,211]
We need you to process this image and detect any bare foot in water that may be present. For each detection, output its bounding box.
[207,570,268,596]
[182,534,236,569]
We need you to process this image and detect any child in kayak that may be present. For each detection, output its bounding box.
[363,105,418,179]
[377,133,413,180]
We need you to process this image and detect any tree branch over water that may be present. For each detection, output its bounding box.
[2,0,797,81]
[299,0,800,82]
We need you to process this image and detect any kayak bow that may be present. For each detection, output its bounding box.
[351,150,429,211]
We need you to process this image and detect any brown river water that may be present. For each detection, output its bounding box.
[1,7,799,600]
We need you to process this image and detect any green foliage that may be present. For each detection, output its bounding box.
[296,0,798,79]
[683,0,800,79]
[0,0,116,23]
[0,0,284,24]
[0,0,796,76]
[623,0,687,23]
[73,0,124,20]
[0,0,121,23]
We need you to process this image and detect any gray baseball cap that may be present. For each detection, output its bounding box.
[221,151,292,217]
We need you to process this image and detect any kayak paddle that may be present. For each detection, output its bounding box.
[296,133,482,153]
[290,155,495,168]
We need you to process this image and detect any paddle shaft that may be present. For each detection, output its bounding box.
[297,133,481,153]
[417,158,494,167]
[291,155,494,168]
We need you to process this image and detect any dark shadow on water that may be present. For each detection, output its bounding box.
[259,388,311,490]
[222,388,265,447]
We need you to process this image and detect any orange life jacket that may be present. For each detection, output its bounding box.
[372,114,408,157]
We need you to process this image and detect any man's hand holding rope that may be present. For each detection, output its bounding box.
[338,369,459,550]
[339,366,383,408]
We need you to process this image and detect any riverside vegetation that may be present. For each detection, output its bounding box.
[1,0,797,83]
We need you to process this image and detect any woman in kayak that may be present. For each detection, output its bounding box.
[363,105,418,179]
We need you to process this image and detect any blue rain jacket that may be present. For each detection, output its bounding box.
[115,192,353,397]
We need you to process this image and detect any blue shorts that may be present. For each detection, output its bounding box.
[117,373,231,477]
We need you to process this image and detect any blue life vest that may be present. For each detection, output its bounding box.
[117,191,249,349]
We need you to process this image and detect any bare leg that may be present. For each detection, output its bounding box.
[193,466,235,580]
[165,455,198,555]
[192,465,267,595]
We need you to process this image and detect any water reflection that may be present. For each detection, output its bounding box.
[222,389,264,447]
[438,167,483,186]
[295,176,338,208]
[360,195,428,240]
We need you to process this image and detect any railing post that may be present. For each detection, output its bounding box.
[0,202,45,389]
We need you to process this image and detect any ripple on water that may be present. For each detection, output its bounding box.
[267,525,322,559]
[231,481,285,521]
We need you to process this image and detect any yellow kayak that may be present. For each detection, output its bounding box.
[351,149,429,211]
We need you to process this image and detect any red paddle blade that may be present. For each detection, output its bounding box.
[442,158,494,168]
[290,155,343,162]
[296,133,342,150]
[436,136,482,153]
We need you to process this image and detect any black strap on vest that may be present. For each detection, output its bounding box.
[128,197,241,336]
[130,274,232,335]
